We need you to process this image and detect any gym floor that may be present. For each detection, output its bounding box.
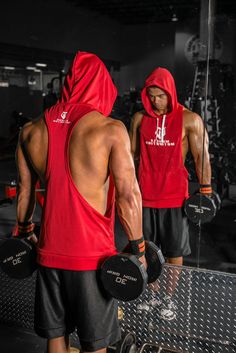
[0,158,236,353]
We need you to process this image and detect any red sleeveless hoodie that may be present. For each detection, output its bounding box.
[139,68,189,208]
[37,52,118,270]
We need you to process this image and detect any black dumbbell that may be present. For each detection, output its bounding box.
[184,190,221,224]
[100,241,165,302]
[0,237,37,279]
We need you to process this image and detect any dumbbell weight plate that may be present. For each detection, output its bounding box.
[0,238,37,279]
[184,193,217,224]
[101,241,165,301]
[212,190,221,211]
[123,241,165,284]
[101,253,148,302]
[145,241,165,284]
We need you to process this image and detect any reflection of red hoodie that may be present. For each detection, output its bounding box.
[139,67,188,208]
[37,52,118,270]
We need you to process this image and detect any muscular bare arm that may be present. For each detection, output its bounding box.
[129,112,143,168]
[185,111,212,185]
[16,127,38,224]
[109,121,146,266]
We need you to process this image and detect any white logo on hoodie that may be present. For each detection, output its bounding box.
[146,115,175,146]
[53,111,71,124]
[61,111,68,120]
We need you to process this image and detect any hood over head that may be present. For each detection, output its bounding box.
[141,67,179,118]
[59,51,117,116]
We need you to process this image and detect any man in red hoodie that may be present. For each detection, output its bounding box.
[16,52,146,353]
[130,67,212,320]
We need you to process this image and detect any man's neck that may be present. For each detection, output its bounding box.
[153,108,168,116]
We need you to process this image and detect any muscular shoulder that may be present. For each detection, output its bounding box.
[130,111,144,131]
[105,118,129,143]
[20,115,45,143]
[96,117,130,153]
[183,107,203,134]
[133,111,144,124]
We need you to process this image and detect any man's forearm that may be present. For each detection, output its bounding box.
[17,186,36,223]
[116,187,142,241]
[195,155,212,185]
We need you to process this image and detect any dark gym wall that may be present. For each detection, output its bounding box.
[117,23,176,94]
[2,0,235,136]
[215,18,236,138]
[174,17,236,137]
[0,0,178,132]
[0,0,177,90]
[0,88,43,138]
[0,0,122,61]
[0,0,123,138]
[174,19,198,104]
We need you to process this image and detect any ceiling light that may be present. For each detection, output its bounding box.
[26,66,36,70]
[3,66,15,70]
[0,81,9,87]
[36,63,47,67]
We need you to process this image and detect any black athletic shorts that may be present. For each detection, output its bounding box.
[34,266,121,352]
[143,207,191,258]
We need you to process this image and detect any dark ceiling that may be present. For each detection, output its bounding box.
[65,0,236,24]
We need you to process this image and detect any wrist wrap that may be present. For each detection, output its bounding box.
[199,185,212,194]
[128,236,145,258]
[17,221,35,238]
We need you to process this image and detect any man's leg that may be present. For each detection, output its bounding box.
[165,256,183,296]
[47,335,70,353]
[150,255,183,321]
[149,209,188,320]
[47,336,82,353]
[35,268,76,353]
[166,256,183,266]
[148,256,183,297]
[162,208,190,298]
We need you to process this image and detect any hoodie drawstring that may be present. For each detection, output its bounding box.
[161,114,166,143]
[155,114,166,143]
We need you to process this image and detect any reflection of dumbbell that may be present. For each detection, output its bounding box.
[101,241,165,302]
[184,186,221,224]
